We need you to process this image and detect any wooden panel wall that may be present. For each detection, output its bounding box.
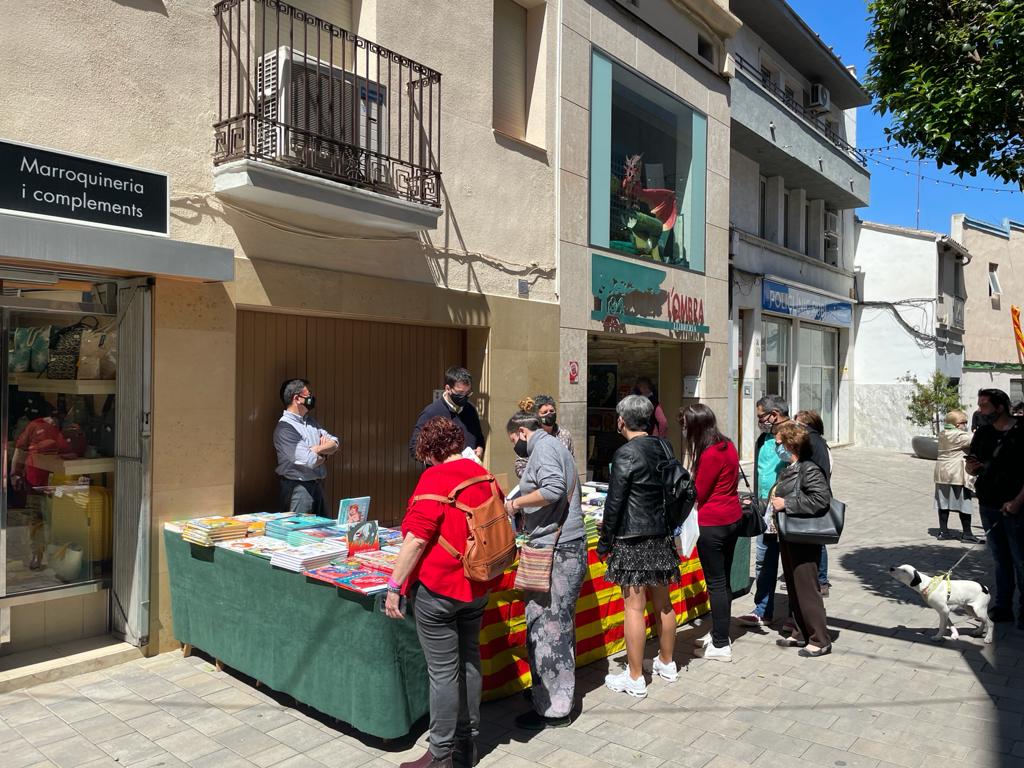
[235,310,465,526]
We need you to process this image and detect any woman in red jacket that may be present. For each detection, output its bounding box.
[384,417,502,768]
[680,404,742,662]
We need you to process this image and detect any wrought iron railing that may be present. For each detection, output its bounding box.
[213,0,441,208]
[733,54,867,168]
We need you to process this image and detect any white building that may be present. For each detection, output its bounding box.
[726,0,871,457]
[853,221,969,451]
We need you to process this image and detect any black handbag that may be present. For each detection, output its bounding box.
[777,496,846,546]
[737,465,768,538]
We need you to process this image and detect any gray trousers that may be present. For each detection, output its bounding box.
[278,478,325,516]
[412,583,489,758]
[524,537,587,718]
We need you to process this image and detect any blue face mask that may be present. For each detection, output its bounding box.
[775,442,791,462]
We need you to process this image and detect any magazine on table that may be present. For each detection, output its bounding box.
[337,496,371,525]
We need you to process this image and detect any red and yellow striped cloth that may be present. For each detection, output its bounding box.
[480,540,709,700]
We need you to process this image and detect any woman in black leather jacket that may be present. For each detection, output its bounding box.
[598,395,681,699]
[770,422,833,657]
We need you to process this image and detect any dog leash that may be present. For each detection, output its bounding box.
[926,518,1002,603]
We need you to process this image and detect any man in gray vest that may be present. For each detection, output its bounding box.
[273,378,339,516]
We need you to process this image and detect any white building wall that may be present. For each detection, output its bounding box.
[729,150,761,234]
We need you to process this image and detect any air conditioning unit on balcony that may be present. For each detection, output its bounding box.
[825,210,840,236]
[809,83,831,113]
[256,46,388,171]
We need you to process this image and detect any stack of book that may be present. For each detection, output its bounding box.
[233,512,293,536]
[214,535,289,556]
[378,528,403,548]
[353,549,399,574]
[269,542,347,572]
[265,515,335,541]
[181,517,250,546]
[286,525,349,548]
[581,482,608,543]
[305,561,391,594]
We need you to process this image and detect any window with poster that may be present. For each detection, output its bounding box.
[589,50,708,272]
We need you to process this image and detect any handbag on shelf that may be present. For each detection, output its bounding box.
[513,473,577,593]
[737,465,768,538]
[46,317,98,380]
[77,322,118,380]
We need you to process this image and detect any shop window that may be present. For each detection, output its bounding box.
[493,0,546,146]
[797,324,838,440]
[762,316,790,399]
[589,50,708,272]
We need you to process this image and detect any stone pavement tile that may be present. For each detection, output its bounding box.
[96,732,164,766]
[153,728,223,763]
[303,737,376,768]
[125,753,190,768]
[697,756,752,768]
[233,704,298,733]
[537,748,615,768]
[682,711,748,740]
[736,725,812,758]
[264,719,333,752]
[267,755,328,768]
[97,693,160,723]
[150,690,207,721]
[70,713,135,743]
[189,747,259,768]
[37,734,107,768]
[690,731,764,764]
[248,742,298,768]
[728,707,795,734]
[201,686,263,714]
[801,742,880,768]
[172,672,232,698]
[782,721,856,751]
[584,702,652,729]
[591,721,655,751]
[214,723,293,759]
[125,709,191,741]
[0,735,47,768]
[181,706,244,736]
[850,736,926,768]
[16,715,80,747]
[496,734,560,762]
[771,701,837,730]
[750,752,822,768]
[78,758,127,768]
[535,720,609,754]
[0,698,53,726]
[43,697,107,725]
[634,715,705,747]
[587,741,664,768]
[119,675,182,702]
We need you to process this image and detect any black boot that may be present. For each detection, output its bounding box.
[399,750,453,768]
[959,513,980,542]
[937,510,951,539]
[453,739,478,768]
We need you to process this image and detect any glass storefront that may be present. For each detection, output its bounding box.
[589,50,708,272]
[762,316,790,399]
[797,324,838,440]
[4,283,117,601]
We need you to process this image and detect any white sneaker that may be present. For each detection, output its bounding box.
[604,667,648,698]
[703,642,733,663]
[693,635,712,648]
[651,656,679,682]
[736,613,766,628]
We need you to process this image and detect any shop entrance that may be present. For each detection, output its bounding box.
[235,311,466,527]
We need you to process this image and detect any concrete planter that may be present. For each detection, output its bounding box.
[911,436,939,461]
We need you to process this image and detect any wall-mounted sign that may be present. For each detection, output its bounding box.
[761,278,852,327]
[0,139,169,236]
[568,360,580,384]
[591,253,710,335]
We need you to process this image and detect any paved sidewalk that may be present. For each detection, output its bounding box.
[2,446,1023,768]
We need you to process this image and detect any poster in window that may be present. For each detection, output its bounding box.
[587,364,618,409]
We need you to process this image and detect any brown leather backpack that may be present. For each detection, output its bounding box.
[412,474,517,582]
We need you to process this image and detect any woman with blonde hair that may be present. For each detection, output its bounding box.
[935,409,977,541]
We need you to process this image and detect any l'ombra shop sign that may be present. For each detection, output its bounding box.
[591,253,710,335]
[0,139,169,236]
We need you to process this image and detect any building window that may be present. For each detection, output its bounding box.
[493,0,545,145]
[589,50,708,271]
[758,176,767,239]
[989,263,1002,296]
[762,316,791,400]
[798,324,838,440]
[697,35,714,65]
[824,208,840,267]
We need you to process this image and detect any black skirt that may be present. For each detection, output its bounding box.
[605,536,682,587]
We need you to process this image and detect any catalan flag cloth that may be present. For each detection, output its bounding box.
[480,535,709,700]
[1012,305,1024,361]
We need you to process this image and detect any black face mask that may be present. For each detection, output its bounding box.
[303,394,316,410]
[513,438,529,459]
[449,391,470,407]
[539,412,557,427]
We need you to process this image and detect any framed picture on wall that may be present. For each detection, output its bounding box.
[587,364,618,409]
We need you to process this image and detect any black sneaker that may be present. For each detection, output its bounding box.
[961,532,981,544]
[936,530,952,540]
[514,710,571,731]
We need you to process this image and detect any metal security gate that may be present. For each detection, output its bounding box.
[111,281,152,646]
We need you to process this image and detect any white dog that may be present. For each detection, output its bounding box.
[889,564,993,643]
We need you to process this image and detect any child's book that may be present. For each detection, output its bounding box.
[337,496,371,525]
[346,520,380,555]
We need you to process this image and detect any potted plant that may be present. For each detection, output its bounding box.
[901,371,966,460]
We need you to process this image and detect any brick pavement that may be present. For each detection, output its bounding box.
[1,446,1023,768]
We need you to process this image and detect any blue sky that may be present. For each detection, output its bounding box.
[787,0,1022,234]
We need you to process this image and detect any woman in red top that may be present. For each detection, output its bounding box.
[385,417,502,768]
[680,404,742,662]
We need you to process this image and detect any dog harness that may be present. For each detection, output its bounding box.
[922,572,952,602]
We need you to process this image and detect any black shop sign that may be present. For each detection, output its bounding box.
[0,139,169,236]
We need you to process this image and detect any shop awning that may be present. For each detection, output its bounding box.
[0,212,233,283]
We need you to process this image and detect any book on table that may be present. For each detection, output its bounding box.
[304,561,391,594]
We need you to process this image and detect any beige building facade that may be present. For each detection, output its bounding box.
[955,215,1024,411]
[0,0,738,672]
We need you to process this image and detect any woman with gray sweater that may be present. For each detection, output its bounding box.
[504,410,585,731]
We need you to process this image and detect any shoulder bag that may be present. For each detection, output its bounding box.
[775,465,846,546]
[737,465,768,538]
[514,472,578,593]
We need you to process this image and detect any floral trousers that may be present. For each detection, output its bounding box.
[523,537,587,718]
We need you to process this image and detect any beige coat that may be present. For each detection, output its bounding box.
[934,427,974,488]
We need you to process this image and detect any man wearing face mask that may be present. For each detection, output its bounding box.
[410,367,486,464]
[274,378,340,516]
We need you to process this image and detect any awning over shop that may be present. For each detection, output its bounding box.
[0,212,233,283]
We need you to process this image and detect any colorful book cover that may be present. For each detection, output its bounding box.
[353,549,399,574]
[346,520,380,554]
[305,562,390,594]
[337,496,371,525]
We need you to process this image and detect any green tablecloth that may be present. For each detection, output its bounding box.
[163,530,428,739]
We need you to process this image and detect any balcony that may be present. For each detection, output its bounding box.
[730,54,870,209]
[212,0,443,235]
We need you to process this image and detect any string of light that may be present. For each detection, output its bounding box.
[863,155,1017,194]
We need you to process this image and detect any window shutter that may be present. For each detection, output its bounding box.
[493,0,527,138]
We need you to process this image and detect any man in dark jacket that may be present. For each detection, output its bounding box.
[409,367,486,461]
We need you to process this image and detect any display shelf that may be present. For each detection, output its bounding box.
[29,454,115,475]
[9,374,116,395]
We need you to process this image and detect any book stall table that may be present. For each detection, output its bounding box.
[163,528,710,739]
